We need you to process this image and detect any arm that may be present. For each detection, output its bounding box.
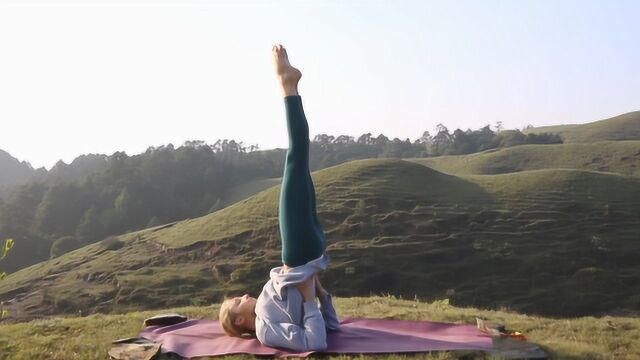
[315,277,341,331]
[257,276,327,351]
[257,301,327,351]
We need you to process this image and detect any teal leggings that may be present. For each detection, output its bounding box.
[279,95,326,267]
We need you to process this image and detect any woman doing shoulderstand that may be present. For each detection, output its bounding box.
[218,44,341,352]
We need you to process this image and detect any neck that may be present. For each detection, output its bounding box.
[245,316,256,331]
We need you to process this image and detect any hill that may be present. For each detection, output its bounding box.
[1,296,639,360]
[3,111,637,275]
[524,111,640,143]
[2,158,639,320]
[409,140,640,176]
[221,177,281,207]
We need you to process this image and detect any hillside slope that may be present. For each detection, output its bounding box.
[408,140,640,176]
[523,111,640,142]
[221,177,281,207]
[1,159,639,320]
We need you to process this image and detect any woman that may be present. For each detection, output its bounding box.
[218,44,340,351]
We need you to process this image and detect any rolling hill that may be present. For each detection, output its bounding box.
[409,140,640,176]
[221,177,281,207]
[524,111,640,143]
[2,158,639,320]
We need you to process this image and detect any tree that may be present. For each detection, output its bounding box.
[356,133,373,145]
[373,134,389,145]
[449,129,473,154]
[1,238,15,319]
[334,135,355,145]
[418,131,433,145]
[0,182,47,234]
[114,187,146,231]
[382,138,413,157]
[50,236,78,259]
[313,134,335,150]
[183,140,206,148]
[476,125,496,151]
[492,129,527,148]
[34,182,85,237]
[75,205,103,245]
[248,144,260,152]
[430,124,452,156]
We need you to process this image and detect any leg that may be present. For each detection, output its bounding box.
[273,45,326,267]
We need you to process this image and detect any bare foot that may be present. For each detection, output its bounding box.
[272,44,301,96]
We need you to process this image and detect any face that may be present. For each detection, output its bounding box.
[224,294,257,322]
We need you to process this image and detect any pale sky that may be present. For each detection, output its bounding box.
[1,0,638,170]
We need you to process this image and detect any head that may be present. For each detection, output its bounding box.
[219,294,257,337]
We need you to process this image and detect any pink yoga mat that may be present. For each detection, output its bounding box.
[139,318,493,358]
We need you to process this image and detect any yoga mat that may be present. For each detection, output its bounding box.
[139,318,493,358]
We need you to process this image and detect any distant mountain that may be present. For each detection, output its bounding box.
[0,151,112,202]
[524,111,640,142]
[0,150,36,196]
[33,154,110,184]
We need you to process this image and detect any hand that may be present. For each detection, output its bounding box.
[296,276,316,302]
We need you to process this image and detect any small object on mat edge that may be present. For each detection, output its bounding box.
[143,313,188,327]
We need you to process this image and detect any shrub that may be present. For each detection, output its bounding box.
[50,236,79,259]
[99,236,125,251]
[1,238,15,319]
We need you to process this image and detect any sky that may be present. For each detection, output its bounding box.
[0,0,639,170]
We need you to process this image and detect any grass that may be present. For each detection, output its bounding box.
[222,178,281,207]
[522,111,640,143]
[1,296,639,360]
[407,140,640,177]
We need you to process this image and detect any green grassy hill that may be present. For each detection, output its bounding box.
[2,158,639,320]
[2,296,639,360]
[409,141,640,176]
[221,177,281,206]
[523,111,640,142]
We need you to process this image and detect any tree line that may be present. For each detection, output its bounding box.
[0,124,561,273]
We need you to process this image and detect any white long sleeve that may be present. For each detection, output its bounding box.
[256,299,327,351]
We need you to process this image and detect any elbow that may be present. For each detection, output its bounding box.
[286,338,326,352]
[308,339,327,351]
[307,332,327,351]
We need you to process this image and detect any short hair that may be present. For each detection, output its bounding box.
[219,300,243,337]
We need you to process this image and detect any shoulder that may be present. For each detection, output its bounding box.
[254,316,269,344]
[255,279,277,310]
